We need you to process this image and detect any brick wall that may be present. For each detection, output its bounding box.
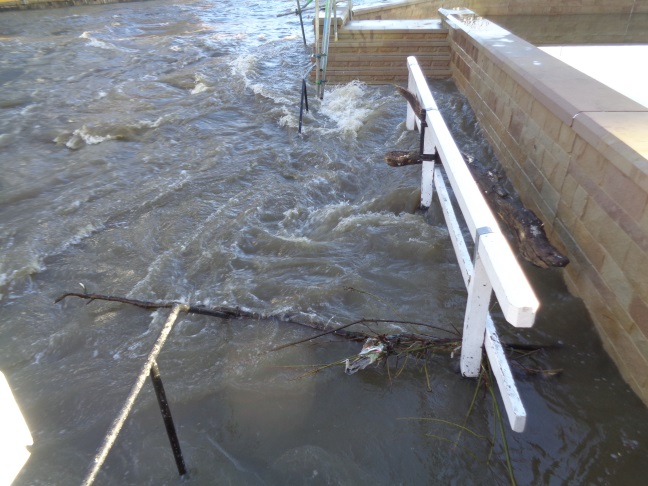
[441,9,648,404]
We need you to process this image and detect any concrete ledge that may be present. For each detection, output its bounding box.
[344,19,444,31]
[443,11,647,127]
[0,0,152,10]
[572,112,648,169]
[352,0,439,20]
[489,13,648,45]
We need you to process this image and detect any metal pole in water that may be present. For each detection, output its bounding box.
[296,0,307,46]
[299,77,310,133]
[314,0,320,94]
[81,304,188,486]
[150,360,187,477]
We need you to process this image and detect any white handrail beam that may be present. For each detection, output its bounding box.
[407,56,538,328]
[405,56,538,432]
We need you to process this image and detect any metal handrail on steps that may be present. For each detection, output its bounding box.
[292,1,352,132]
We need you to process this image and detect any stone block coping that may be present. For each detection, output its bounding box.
[344,19,444,31]
[440,8,648,166]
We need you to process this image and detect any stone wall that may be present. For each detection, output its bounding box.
[440,8,648,404]
[0,0,149,10]
[351,0,648,20]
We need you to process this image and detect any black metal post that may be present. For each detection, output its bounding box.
[149,360,187,477]
[299,78,308,134]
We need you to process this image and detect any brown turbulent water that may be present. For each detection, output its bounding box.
[1,1,647,484]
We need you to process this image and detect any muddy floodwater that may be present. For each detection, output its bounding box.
[1,1,647,484]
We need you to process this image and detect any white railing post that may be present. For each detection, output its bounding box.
[406,58,438,209]
[460,227,493,377]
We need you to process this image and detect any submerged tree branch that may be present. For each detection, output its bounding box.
[55,292,263,319]
[55,290,558,381]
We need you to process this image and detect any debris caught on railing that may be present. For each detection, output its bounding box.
[462,153,570,268]
[385,84,569,269]
[394,85,423,117]
[344,338,386,374]
[384,150,422,167]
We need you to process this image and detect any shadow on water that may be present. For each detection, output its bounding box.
[0,1,647,485]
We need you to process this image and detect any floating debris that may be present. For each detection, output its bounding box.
[344,338,386,375]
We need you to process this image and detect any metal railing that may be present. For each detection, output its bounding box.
[405,56,539,433]
[293,1,352,132]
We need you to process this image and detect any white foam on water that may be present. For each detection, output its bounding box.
[58,116,166,149]
[191,82,209,94]
[0,222,103,298]
[319,80,373,137]
[65,125,114,148]
[230,53,258,84]
[230,53,293,107]
[79,31,135,52]
[79,31,117,51]
[278,105,301,129]
[191,73,211,94]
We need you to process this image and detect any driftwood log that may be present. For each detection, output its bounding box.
[383,149,569,268]
[387,86,568,268]
[385,150,422,167]
[462,155,569,268]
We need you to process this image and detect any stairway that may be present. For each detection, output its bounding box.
[315,19,451,84]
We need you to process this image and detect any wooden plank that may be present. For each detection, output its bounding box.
[485,318,527,432]
[407,57,437,112]
[434,166,473,286]
[407,56,539,328]
[404,56,532,431]
[478,233,538,328]
[434,168,527,431]
[420,161,435,209]
[460,249,492,378]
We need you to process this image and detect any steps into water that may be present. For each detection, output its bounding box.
[316,19,451,84]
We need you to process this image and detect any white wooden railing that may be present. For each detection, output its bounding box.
[405,56,539,432]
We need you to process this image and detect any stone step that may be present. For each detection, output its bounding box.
[314,18,451,84]
[318,39,450,48]
[327,30,448,41]
[321,67,452,84]
[324,46,449,56]
[320,19,448,36]
[325,52,451,63]
[320,19,448,39]
[344,19,445,30]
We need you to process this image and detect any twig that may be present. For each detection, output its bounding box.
[344,286,407,322]
[55,292,261,320]
[270,319,370,351]
[398,417,488,440]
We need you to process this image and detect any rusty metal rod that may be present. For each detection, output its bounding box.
[149,360,187,477]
